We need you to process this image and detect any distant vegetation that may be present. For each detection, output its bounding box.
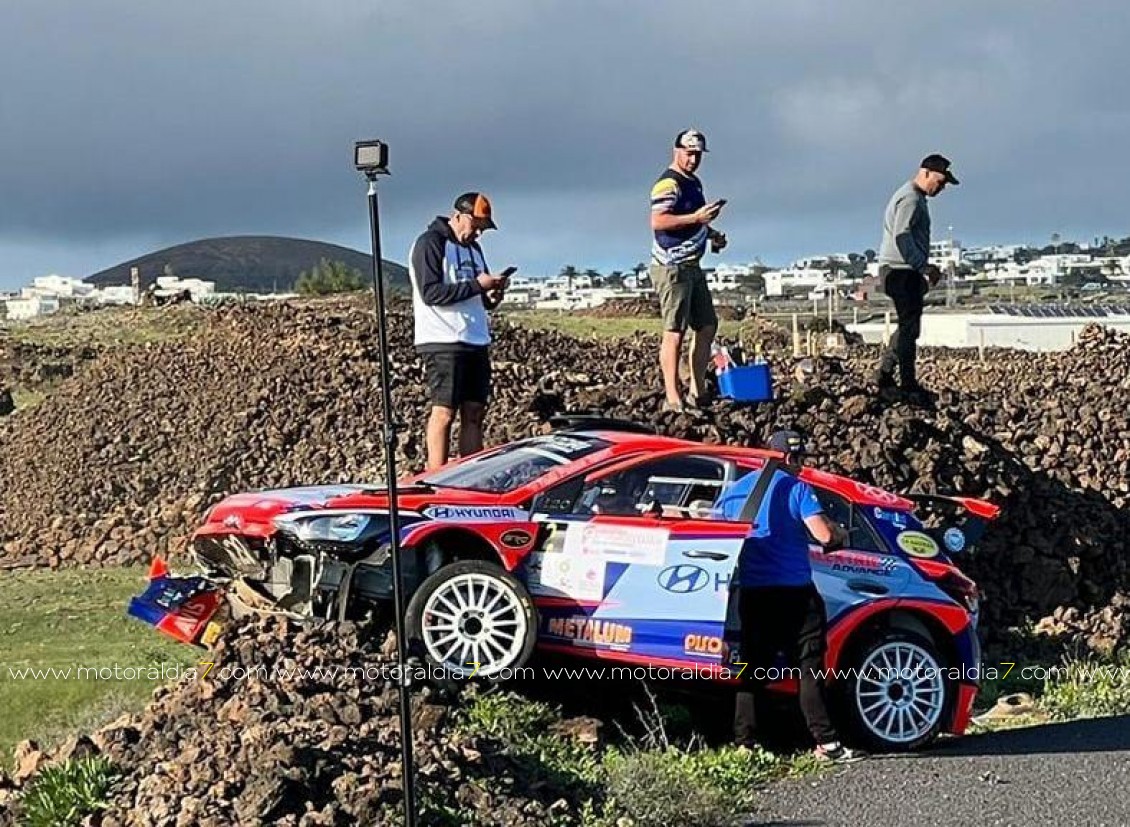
[295,259,367,296]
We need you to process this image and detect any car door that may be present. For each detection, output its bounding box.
[808,486,912,625]
[519,451,744,662]
[654,517,748,666]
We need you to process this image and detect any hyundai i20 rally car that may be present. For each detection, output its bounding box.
[129,416,998,751]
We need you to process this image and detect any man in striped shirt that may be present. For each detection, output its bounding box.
[649,129,728,413]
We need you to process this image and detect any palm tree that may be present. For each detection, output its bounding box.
[559,265,579,292]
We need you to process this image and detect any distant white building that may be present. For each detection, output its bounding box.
[155,276,215,298]
[95,286,137,305]
[31,274,94,298]
[930,239,962,270]
[705,270,741,290]
[5,295,61,320]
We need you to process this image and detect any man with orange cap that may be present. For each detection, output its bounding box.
[409,192,515,469]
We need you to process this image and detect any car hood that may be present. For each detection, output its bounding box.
[201,483,513,530]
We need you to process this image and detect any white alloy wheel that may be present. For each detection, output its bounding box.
[854,638,946,747]
[409,562,535,678]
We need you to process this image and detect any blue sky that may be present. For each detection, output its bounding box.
[1,0,1128,288]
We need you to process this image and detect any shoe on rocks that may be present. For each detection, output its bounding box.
[900,383,937,407]
[814,741,865,763]
[873,371,897,390]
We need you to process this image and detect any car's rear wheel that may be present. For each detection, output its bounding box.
[405,560,537,679]
[842,630,950,752]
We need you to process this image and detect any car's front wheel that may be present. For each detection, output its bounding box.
[405,559,537,679]
[841,630,951,752]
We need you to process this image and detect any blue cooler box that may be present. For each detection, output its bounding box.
[717,363,774,402]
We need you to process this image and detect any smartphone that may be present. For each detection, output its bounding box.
[713,199,728,208]
[500,266,518,278]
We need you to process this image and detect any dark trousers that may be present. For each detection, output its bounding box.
[878,268,926,387]
[733,584,838,746]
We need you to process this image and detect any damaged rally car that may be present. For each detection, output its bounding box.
[129,416,998,751]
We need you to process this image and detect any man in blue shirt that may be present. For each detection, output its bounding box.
[730,431,862,763]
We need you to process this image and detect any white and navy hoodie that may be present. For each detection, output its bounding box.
[409,217,491,352]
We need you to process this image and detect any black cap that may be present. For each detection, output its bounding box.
[453,192,497,229]
[767,430,806,456]
[920,154,959,185]
[674,128,708,152]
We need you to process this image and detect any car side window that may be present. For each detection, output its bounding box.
[812,487,885,553]
[574,456,730,518]
[532,475,586,516]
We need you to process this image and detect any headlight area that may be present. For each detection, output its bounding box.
[272,512,389,559]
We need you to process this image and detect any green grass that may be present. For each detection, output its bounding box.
[0,566,197,764]
[506,311,663,340]
[1039,653,1130,720]
[9,386,49,411]
[2,306,206,350]
[457,690,816,826]
[16,756,118,827]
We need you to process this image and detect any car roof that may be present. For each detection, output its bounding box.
[566,429,915,511]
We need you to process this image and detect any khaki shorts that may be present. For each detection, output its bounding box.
[650,262,718,332]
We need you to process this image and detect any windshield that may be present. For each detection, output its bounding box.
[423,434,610,493]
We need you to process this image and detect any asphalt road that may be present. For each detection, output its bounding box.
[750,716,1130,827]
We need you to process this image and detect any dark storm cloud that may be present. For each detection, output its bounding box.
[1,0,1127,285]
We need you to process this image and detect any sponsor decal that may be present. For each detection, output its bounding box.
[896,530,940,558]
[658,564,710,594]
[943,527,966,553]
[424,505,527,522]
[500,529,533,549]
[684,634,725,657]
[564,522,668,565]
[820,550,898,577]
[873,507,909,528]
[540,554,605,601]
[854,482,903,506]
[545,617,632,647]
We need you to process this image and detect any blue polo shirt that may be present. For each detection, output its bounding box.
[716,469,824,588]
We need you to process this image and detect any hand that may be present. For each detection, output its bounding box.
[922,264,943,286]
[822,522,848,552]
[476,273,507,292]
[694,202,723,224]
[710,231,728,253]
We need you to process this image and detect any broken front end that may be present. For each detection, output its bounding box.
[128,508,430,646]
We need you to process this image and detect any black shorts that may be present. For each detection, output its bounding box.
[420,348,491,408]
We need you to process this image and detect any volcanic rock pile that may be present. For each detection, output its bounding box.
[1,297,1128,647]
[0,619,594,826]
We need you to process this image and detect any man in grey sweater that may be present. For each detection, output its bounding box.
[874,154,959,402]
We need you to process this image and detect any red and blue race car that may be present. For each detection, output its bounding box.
[129,415,998,751]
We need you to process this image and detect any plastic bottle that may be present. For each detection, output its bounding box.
[711,342,734,373]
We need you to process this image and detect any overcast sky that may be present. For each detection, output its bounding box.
[1,0,1128,289]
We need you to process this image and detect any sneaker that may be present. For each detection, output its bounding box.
[900,383,937,408]
[686,392,716,410]
[814,741,865,763]
[873,371,897,390]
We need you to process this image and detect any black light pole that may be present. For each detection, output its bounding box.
[354,139,416,827]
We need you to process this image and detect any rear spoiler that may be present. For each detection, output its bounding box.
[901,493,1000,521]
[901,493,1001,554]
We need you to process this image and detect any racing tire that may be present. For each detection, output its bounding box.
[839,630,951,752]
[405,560,537,681]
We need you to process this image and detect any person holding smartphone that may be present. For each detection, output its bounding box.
[649,129,728,413]
[873,154,959,405]
[409,192,516,469]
